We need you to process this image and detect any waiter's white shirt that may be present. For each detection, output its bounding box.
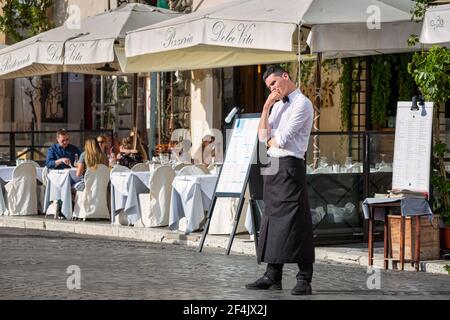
[266,89,313,159]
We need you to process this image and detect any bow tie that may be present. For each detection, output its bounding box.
[282,96,289,103]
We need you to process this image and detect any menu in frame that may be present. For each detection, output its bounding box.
[392,101,433,193]
[215,116,260,195]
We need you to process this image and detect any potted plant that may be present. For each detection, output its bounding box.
[409,45,450,250]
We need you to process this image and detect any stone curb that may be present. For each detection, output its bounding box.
[1,216,448,275]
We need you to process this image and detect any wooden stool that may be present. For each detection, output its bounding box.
[367,202,422,271]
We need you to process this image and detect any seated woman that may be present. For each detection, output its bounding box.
[117,134,148,169]
[109,133,121,157]
[170,136,192,164]
[75,137,109,191]
[96,135,109,156]
[76,137,109,178]
[193,135,215,166]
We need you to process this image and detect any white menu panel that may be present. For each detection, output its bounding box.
[215,116,260,194]
[392,101,433,193]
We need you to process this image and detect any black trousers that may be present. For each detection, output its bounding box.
[265,263,313,283]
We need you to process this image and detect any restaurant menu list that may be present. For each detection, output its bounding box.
[215,116,260,194]
[392,101,433,193]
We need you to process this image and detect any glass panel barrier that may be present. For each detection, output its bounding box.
[0,129,114,165]
[368,132,394,197]
[306,132,364,243]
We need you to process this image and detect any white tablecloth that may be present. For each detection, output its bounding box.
[169,174,218,234]
[43,169,81,219]
[110,171,152,225]
[0,166,43,182]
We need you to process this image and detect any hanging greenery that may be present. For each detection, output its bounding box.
[339,58,352,131]
[0,0,54,42]
[370,55,392,127]
[300,60,314,85]
[397,53,417,101]
[322,59,339,73]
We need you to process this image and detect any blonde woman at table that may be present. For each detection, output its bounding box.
[76,137,108,179]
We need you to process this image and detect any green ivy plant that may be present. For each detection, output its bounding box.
[300,60,314,85]
[339,58,352,131]
[409,45,450,226]
[370,55,392,128]
[0,0,54,42]
[397,53,417,101]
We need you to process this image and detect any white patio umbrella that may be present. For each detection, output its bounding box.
[0,3,181,79]
[119,0,419,169]
[307,20,422,57]
[119,0,418,73]
[420,3,450,47]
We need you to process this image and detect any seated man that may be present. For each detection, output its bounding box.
[45,129,81,169]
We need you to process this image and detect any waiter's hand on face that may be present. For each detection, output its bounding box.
[264,89,282,111]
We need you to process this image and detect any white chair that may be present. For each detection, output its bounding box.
[111,164,130,174]
[23,161,45,213]
[194,164,210,174]
[23,160,40,167]
[173,162,190,171]
[5,163,38,215]
[131,162,149,172]
[149,162,161,171]
[138,165,176,227]
[177,165,206,176]
[73,164,110,220]
[22,160,45,213]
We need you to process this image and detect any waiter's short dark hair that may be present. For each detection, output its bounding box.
[263,65,289,82]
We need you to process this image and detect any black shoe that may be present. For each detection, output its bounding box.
[291,280,312,295]
[245,276,282,290]
[57,210,65,220]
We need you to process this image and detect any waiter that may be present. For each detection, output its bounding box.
[246,66,315,295]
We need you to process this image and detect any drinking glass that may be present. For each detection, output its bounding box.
[380,153,387,167]
[344,156,353,172]
[318,156,328,168]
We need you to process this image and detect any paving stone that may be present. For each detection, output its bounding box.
[0,227,449,300]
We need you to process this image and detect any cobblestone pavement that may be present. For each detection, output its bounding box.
[0,227,449,300]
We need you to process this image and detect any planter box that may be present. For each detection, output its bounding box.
[388,215,440,261]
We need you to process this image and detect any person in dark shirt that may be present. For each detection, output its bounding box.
[45,129,81,169]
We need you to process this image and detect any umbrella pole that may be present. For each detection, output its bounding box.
[297,24,302,88]
[132,73,138,130]
[313,52,322,169]
[157,72,161,147]
[100,75,104,129]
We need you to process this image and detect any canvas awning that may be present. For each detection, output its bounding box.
[120,0,416,72]
[307,21,422,57]
[0,3,181,79]
[420,4,450,46]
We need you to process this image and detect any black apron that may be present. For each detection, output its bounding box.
[257,156,315,264]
